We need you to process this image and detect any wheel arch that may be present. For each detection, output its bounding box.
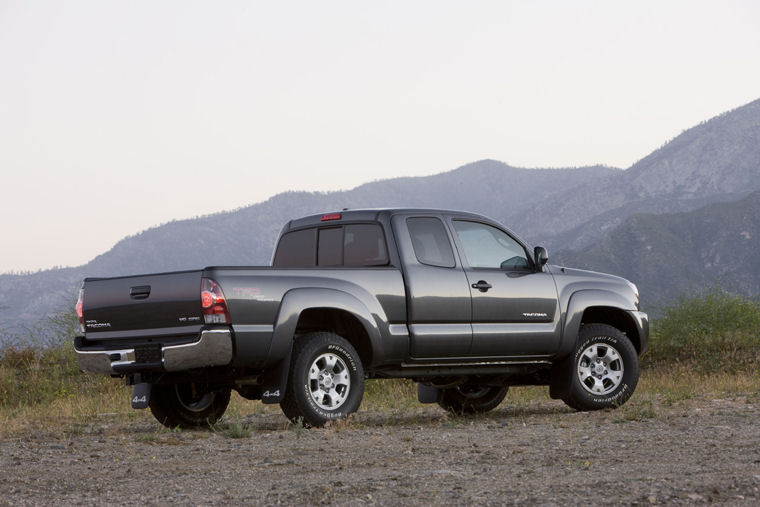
[268,287,383,368]
[580,307,641,353]
[260,288,381,405]
[295,308,373,367]
[560,289,641,358]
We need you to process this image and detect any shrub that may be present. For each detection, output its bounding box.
[0,309,122,409]
[646,289,760,373]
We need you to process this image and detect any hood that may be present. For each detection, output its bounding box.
[548,265,629,284]
[547,265,640,310]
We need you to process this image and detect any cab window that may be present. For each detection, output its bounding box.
[406,217,455,268]
[272,228,316,267]
[318,227,343,266]
[274,223,388,267]
[344,224,389,266]
[452,220,530,270]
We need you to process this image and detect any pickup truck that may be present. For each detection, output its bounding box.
[75,208,648,428]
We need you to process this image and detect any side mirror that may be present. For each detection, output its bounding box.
[534,246,548,271]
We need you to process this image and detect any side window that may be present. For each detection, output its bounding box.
[318,227,343,266]
[452,220,530,270]
[272,228,317,267]
[407,217,455,268]
[344,224,389,266]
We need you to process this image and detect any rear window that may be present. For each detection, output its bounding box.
[273,223,389,267]
[272,228,316,267]
[318,227,343,266]
[344,224,389,266]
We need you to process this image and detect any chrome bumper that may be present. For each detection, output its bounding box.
[75,329,233,374]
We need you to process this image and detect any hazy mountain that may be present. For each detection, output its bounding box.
[553,191,760,310]
[74,160,619,277]
[2,97,760,343]
[0,161,616,339]
[522,98,760,249]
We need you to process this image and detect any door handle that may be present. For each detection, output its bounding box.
[130,285,151,299]
[471,280,492,292]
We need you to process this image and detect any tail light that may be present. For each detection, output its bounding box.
[201,278,230,324]
[75,288,85,333]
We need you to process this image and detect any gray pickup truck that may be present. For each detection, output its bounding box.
[75,208,648,428]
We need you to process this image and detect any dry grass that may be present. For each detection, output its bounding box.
[644,289,760,373]
[2,336,758,439]
[2,291,758,438]
[4,366,756,439]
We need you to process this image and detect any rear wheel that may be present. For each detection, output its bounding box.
[149,383,231,428]
[437,384,508,415]
[562,324,639,411]
[280,332,364,428]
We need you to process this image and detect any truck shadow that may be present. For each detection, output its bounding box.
[350,404,576,430]
[216,402,578,433]
[116,402,579,435]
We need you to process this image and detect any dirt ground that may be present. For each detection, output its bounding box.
[2,396,759,506]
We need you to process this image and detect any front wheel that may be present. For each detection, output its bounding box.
[149,383,231,428]
[437,384,508,415]
[562,324,639,411]
[280,332,365,428]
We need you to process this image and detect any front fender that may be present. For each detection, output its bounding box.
[558,289,635,359]
[266,287,383,363]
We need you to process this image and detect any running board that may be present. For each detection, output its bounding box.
[375,360,552,378]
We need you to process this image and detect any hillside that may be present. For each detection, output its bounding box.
[82,160,617,276]
[0,161,615,338]
[522,98,760,249]
[554,191,760,309]
[2,97,760,341]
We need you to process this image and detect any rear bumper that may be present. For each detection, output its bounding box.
[75,329,233,375]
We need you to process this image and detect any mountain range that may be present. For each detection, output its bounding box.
[2,98,759,342]
[554,190,760,302]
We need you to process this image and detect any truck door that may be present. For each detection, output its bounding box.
[448,219,561,358]
[391,215,472,359]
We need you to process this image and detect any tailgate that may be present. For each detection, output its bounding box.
[82,270,204,340]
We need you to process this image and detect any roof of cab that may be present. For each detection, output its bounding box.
[284,208,490,231]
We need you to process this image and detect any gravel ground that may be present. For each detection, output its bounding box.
[2,396,759,506]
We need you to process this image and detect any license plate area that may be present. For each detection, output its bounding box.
[134,344,162,363]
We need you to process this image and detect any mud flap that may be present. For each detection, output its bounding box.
[417,383,440,404]
[261,348,292,404]
[549,354,573,400]
[131,383,151,409]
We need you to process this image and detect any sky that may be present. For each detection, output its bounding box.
[1,0,759,274]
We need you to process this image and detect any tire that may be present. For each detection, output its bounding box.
[562,323,639,411]
[149,383,231,428]
[437,384,508,415]
[280,332,365,428]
